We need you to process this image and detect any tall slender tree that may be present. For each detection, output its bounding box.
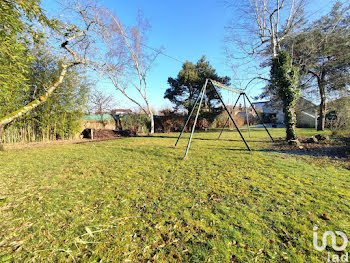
[97,10,160,134]
[270,51,300,140]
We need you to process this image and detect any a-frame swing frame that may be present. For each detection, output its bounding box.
[175,79,274,159]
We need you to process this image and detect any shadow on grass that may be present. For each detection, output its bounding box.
[138,135,271,143]
[73,134,349,163]
[170,134,350,163]
[73,138,122,145]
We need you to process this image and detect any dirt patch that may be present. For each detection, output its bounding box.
[92,129,136,139]
[92,129,121,139]
[273,137,350,161]
[80,129,136,140]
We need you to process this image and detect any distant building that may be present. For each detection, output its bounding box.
[111,109,132,115]
[226,104,255,121]
[251,101,284,124]
[81,109,133,132]
[251,97,318,128]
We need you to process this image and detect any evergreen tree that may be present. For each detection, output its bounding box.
[283,2,350,130]
[164,56,230,121]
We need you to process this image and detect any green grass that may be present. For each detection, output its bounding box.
[0,128,349,262]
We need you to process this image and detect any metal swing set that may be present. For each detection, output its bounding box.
[174,79,274,159]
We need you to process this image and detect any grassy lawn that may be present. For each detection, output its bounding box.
[0,128,349,262]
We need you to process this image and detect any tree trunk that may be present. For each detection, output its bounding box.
[317,81,326,131]
[271,51,299,142]
[0,125,3,151]
[149,110,154,135]
[272,37,278,58]
[284,104,297,141]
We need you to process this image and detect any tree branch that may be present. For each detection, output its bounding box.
[0,23,89,127]
[0,64,69,127]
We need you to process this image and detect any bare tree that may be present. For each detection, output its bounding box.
[89,89,116,114]
[226,0,304,58]
[88,88,117,126]
[96,9,160,135]
[225,0,305,141]
[225,0,305,95]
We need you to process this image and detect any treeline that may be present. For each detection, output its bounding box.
[1,0,349,147]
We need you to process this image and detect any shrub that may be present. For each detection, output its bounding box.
[327,97,350,136]
[155,109,184,132]
[120,114,149,134]
[188,119,210,131]
[211,112,245,129]
[155,109,211,132]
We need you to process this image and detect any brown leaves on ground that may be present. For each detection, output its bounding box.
[321,214,331,220]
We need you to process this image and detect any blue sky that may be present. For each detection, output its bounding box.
[43,0,339,111]
[98,0,236,111]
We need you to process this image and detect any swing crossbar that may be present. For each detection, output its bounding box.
[209,79,242,94]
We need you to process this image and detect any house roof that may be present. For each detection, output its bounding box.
[111,109,132,114]
[295,97,317,113]
[252,97,317,113]
[82,114,116,121]
[82,114,124,121]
